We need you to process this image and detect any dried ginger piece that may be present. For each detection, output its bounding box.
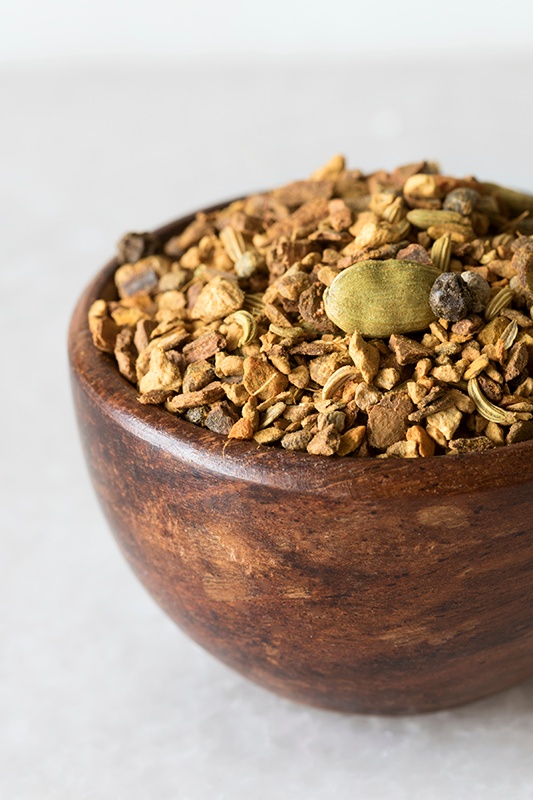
[191,277,244,323]
[88,300,119,353]
[242,357,288,400]
[228,418,255,440]
[348,332,380,383]
[367,392,414,449]
[337,426,366,456]
[114,327,137,383]
[307,424,341,456]
[406,425,435,457]
[138,347,183,398]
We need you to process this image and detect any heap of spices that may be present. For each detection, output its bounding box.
[88,156,533,458]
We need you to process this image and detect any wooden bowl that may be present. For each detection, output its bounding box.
[68,205,533,715]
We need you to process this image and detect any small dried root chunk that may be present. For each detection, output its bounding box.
[183,331,226,364]
[242,357,288,400]
[138,347,183,398]
[388,334,433,365]
[253,428,285,444]
[447,436,493,454]
[117,231,159,264]
[426,406,462,441]
[337,426,366,456]
[114,327,137,383]
[310,154,345,181]
[463,356,489,380]
[367,392,414,449]
[166,382,225,412]
[182,360,216,393]
[191,277,245,323]
[385,440,419,458]
[374,367,401,390]
[348,331,380,383]
[205,402,238,435]
[506,420,533,444]
[406,425,436,457]
[228,418,255,440]
[281,429,314,451]
[288,365,310,388]
[115,257,169,298]
[354,382,382,412]
[485,421,505,446]
[307,424,341,456]
[88,300,119,353]
[511,241,533,292]
[504,341,528,383]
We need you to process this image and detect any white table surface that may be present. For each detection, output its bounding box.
[2,56,533,800]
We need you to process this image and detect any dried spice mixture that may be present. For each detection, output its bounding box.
[89,155,533,458]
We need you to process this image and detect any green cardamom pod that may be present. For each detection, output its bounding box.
[323,259,440,337]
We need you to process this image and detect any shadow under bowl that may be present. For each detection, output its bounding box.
[68,204,533,715]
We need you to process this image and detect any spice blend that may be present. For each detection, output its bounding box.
[88,155,533,458]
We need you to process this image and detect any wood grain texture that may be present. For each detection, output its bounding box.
[68,206,533,714]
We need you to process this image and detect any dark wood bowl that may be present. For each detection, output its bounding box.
[68,205,533,715]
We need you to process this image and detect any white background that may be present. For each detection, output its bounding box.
[3,0,533,60]
[3,2,533,799]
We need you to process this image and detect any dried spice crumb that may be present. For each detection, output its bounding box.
[447,436,494,454]
[406,424,436,457]
[348,332,380,382]
[89,156,533,457]
[506,420,533,444]
[504,341,528,383]
[166,382,225,412]
[191,277,245,323]
[282,429,314,451]
[205,402,238,435]
[367,392,414,449]
[183,331,227,364]
[228,417,255,440]
[114,327,137,383]
[307,424,341,456]
[388,334,433,365]
[337,426,366,456]
[117,231,159,265]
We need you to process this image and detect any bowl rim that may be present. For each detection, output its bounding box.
[68,201,533,497]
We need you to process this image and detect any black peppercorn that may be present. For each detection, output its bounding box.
[443,188,480,216]
[460,271,491,313]
[429,272,474,322]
